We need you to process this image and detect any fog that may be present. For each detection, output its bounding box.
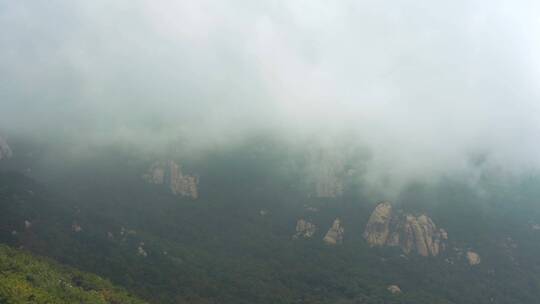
[1,0,540,190]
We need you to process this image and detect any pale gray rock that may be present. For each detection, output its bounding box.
[0,136,12,160]
[387,285,402,294]
[466,251,481,265]
[323,218,344,245]
[293,219,317,239]
[137,242,148,257]
[72,223,82,233]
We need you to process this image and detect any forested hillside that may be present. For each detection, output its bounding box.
[1,141,540,304]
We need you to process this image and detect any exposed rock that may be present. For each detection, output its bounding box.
[387,285,402,294]
[143,160,199,199]
[363,202,393,246]
[323,218,344,245]
[72,223,82,233]
[364,202,448,257]
[466,251,481,265]
[137,242,148,257]
[293,219,317,239]
[0,136,12,160]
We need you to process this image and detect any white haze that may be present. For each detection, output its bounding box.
[1,0,540,190]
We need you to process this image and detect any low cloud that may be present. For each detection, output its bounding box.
[1,0,540,189]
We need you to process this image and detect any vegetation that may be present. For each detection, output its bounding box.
[1,141,540,303]
[0,244,147,304]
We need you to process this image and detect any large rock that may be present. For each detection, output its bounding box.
[293,219,317,239]
[364,202,448,257]
[466,251,481,265]
[387,285,402,294]
[0,136,12,160]
[363,202,393,246]
[143,160,199,199]
[323,218,344,245]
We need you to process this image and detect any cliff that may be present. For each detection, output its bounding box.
[364,202,448,256]
[143,160,199,199]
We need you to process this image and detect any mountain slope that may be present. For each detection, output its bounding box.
[0,244,147,304]
[2,142,540,303]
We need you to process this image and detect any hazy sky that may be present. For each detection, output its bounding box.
[1,0,540,186]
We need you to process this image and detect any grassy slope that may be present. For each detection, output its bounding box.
[0,244,147,304]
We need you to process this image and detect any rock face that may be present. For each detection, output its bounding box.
[293,219,317,239]
[466,251,481,265]
[323,218,344,245]
[364,202,448,257]
[143,161,199,199]
[0,136,12,160]
[363,202,393,246]
[387,285,402,294]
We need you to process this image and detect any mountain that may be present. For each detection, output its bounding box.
[2,138,540,303]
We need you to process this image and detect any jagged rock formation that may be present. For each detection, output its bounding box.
[0,136,12,160]
[323,218,344,245]
[363,202,393,246]
[387,285,402,294]
[364,202,448,257]
[466,251,481,265]
[143,160,199,199]
[293,219,317,239]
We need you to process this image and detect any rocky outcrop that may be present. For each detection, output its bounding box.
[0,136,12,160]
[466,251,481,265]
[143,160,199,199]
[363,202,393,246]
[323,218,344,245]
[72,223,82,233]
[293,219,316,239]
[364,202,448,257]
[137,242,148,257]
[387,285,402,294]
